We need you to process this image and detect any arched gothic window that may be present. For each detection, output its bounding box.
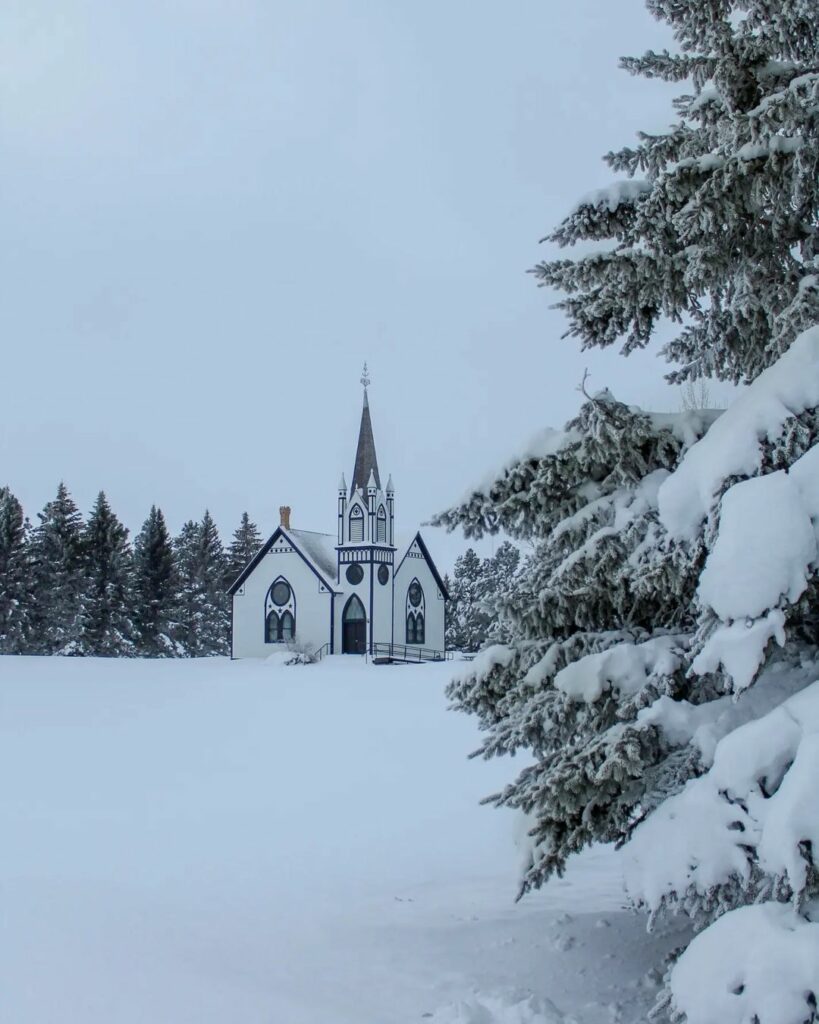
[267,609,295,642]
[406,579,425,645]
[376,505,387,543]
[349,504,364,542]
[406,611,425,645]
[265,576,296,643]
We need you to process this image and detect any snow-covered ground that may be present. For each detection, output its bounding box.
[1,656,685,1023]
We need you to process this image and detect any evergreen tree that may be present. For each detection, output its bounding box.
[173,512,229,657]
[445,548,488,652]
[132,505,177,657]
[77,492,134,656]
[198,510,229,655]
[226,511,262,587]
[531,0,819,387]
[173,520,201,657]
[29,482,85,654]
[439,3,819,1018]
[446,544,522,652]
[435,393,713,883]
[442,573,453,648]
[0,487,32,653]
[482,541,521,645]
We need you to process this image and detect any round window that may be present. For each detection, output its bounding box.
[271,580,291,606]
[346,564,364,585]
[408,581,423,607]
[378,564,389,586]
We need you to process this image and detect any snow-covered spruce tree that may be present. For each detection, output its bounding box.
[532,0,819,386]
[172,520,202,656]
[438,3,819,1020]
[132,505,178,657]
[483,541,521,646]
[445,548,489,653]
[225,511,262,587]
[0,487,33,653]
[443,562,462,650]
[29,483,86,654]
[446,544,523,652]
[434,394,716,883]
[197,511,230,655]
[77,492,135,656]
[173,512,229,657]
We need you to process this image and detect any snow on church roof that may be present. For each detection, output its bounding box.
[289,529,337,581]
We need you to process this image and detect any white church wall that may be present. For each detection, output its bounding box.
[232,534,333,659]
[334,550,396,654]
[370,559,394,649]
[393,538,446,654]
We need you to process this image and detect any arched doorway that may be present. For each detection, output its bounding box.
[342,594,366,654]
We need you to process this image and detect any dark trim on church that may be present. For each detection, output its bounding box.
[227,526,338,597]
[395,532,450,601]
[336,545,395,564]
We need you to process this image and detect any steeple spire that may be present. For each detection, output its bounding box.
[350,363,381,496]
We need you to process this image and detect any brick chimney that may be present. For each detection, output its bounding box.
[279,505,291,530]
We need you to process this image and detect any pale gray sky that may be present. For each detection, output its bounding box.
[0,1,722,566]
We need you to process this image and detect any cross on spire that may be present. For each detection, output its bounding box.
[360,362,370,391]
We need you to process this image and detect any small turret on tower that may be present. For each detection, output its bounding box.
[386,474,395,546]
[337,473,348,544]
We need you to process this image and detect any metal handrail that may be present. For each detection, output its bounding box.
[314,643,331,662]
[371,642,452,663]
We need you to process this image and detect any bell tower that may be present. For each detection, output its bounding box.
[335,365,396,654]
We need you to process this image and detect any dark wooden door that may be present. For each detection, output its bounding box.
[342,619,366,654]
[342,595,367,654]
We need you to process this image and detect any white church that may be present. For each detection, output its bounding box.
[228,371,448,660]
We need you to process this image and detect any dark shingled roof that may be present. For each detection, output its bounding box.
[350,389,381,496]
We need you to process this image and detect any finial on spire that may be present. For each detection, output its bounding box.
[360,362,370,391]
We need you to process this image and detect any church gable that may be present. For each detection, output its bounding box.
[396,533,449,601]
[228,526,336,597]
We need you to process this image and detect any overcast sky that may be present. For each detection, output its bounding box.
[0,1,729,568]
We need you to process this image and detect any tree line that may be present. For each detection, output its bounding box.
[0,483,263,656]
[0,479,520,658]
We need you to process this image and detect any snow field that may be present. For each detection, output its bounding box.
[1,656,681,1023]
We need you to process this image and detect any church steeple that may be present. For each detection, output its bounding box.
[350,363,381,497]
